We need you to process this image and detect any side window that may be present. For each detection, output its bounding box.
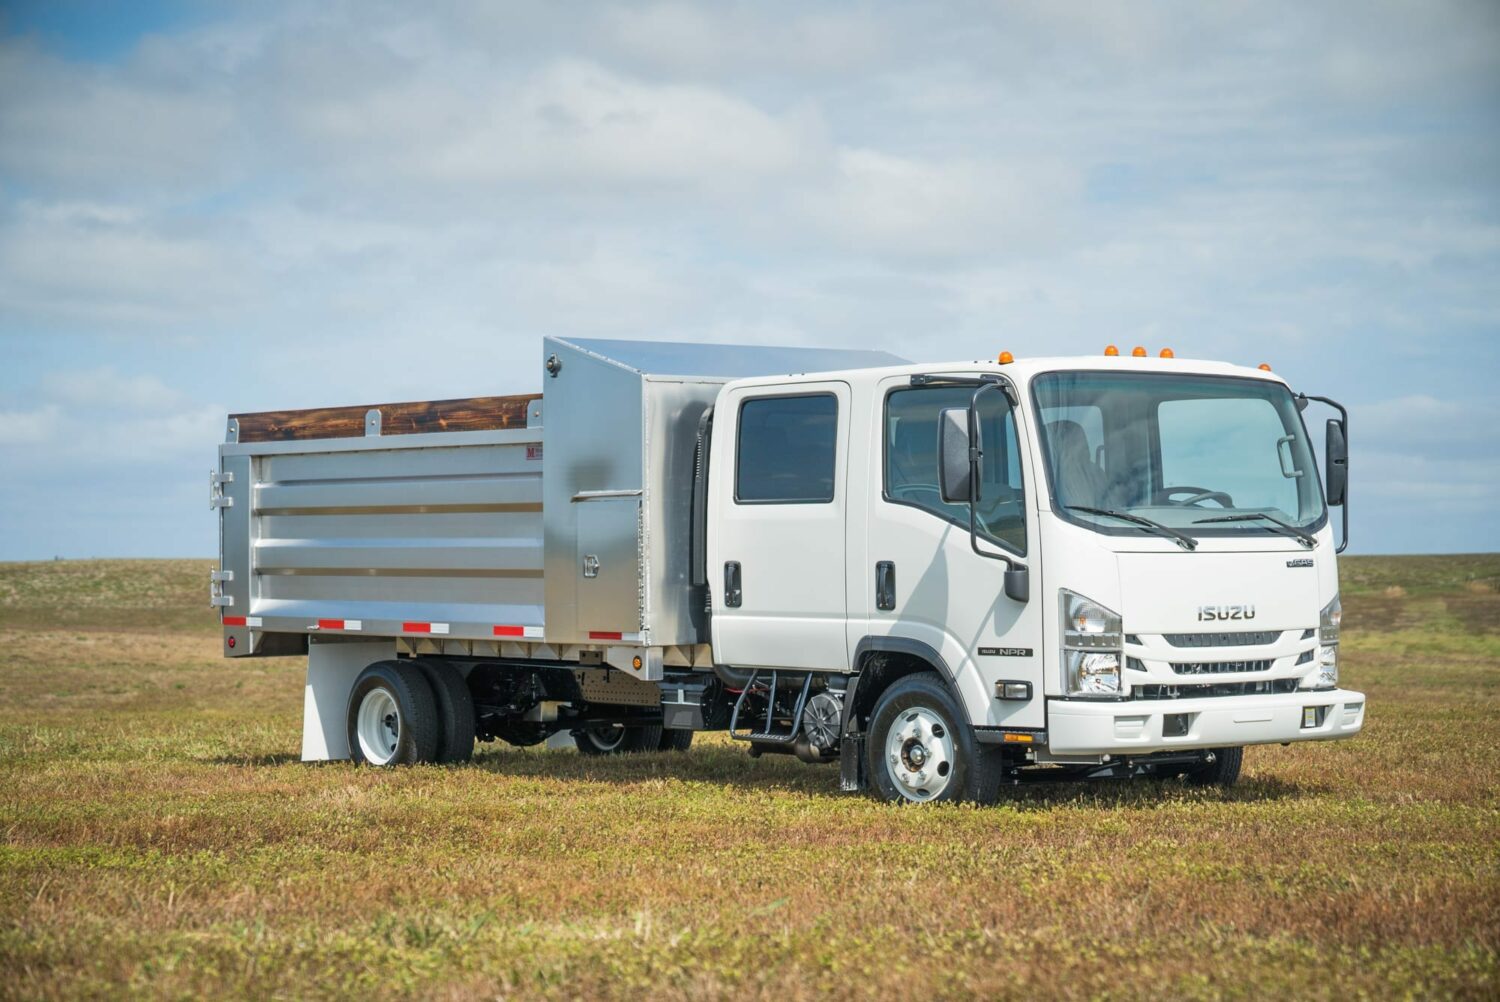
[884,386,1027,554]
[735,394,838,503]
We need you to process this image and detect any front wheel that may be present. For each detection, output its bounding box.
[866,672,1001,804]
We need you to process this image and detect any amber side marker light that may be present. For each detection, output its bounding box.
[1258,363,1273,371]
[1160,348,1175,358]
[1104,345,1120,356]
[1131,346,1148,357]
[632,655,643,670]
[1002,733,1035,744]
[998,351,1014,364]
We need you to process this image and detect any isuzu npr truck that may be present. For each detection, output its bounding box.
[212,338,1363,803]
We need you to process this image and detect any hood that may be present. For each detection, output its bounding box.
[1117,550,1320,634]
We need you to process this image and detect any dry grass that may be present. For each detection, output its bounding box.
[0,556,1497,1000]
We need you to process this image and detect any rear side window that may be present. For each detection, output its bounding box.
[736,394,838,503]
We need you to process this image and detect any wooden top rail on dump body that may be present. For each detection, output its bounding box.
[230,394,541,443]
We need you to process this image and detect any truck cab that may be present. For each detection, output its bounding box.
[705,349,1361,801]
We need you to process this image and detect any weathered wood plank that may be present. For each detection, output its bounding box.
[232,394,540,443]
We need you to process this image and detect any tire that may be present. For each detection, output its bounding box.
[658,728,694,752]
[414,659,475,764]
[866,672,1001,804]
[346,660,440,766]
[574,722,665,755]
[1184,746,1244,787]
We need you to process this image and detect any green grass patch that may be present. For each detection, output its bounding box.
[0,557,1496,999]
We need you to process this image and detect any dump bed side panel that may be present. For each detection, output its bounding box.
[220,427,544,648]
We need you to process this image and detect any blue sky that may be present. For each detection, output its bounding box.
[1,0,1497,558]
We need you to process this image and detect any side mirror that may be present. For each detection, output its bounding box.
[1325,419,1347,506]
[938,407,977,504]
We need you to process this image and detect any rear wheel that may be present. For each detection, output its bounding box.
[1183,746,1244,787]
[346,661,439,766]
[658,729,694,752]
[574,722,665,755]
[414,659,475,764]
[866,672,1001,804]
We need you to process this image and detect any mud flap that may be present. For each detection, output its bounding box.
[840,733,866,792]
[302,638,396,761]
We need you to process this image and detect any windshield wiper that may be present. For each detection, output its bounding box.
[1193,512,1316,549]
[1065,506,1198,551]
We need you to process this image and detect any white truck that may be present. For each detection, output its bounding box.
[213,337,1363,803]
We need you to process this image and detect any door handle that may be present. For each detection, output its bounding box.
[724,561,742,608]
[875,560,896,611]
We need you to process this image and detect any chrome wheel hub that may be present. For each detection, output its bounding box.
[884,706,955,802]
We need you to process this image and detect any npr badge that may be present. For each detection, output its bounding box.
[979,647,1033,657]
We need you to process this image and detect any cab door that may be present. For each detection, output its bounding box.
[709,382,850,671]
[857,376,1046,729]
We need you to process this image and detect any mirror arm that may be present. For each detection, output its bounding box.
[963,381,1027,584]
[917,372,1028,598]
[1298,392,1350,554]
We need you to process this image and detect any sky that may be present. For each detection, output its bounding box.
[0,0,1497,559]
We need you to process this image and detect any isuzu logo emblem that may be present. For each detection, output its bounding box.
[1197,604,1256,622]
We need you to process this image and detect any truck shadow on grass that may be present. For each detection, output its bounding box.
[461,745,1320,806]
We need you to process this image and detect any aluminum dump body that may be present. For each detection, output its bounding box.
[215,337,904,658]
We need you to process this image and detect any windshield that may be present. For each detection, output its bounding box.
[1032,371,1326,537]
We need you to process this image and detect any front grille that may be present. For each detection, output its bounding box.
[1164,631,1281,648]
[1132,678,1299,700]
[1171,659,1273,676]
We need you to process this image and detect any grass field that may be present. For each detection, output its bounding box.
[1,556,1497,1000]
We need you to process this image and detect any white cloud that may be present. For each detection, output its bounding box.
[0,404,60,445]
[807,149,1079,259]
[0,0,1497,556]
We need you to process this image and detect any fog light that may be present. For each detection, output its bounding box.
[1163,713,1190,737]
[1302,706,1323,729]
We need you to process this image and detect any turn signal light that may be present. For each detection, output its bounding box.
[1104,345,1120,356]
[1160,348,1175,358]
[1131,346,1147,357]
[1258,363,1272,371]
[998,351,1014,364]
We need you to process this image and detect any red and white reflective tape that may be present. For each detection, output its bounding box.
[312,619,362,631]
[493,624,544,639]
[222,616,262,628]
[588,630,643,642]
[402,621,450,635]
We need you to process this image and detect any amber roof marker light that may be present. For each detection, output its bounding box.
[1159,348,1175,359]
[998,351,1014,364]
[1131,346,1147,357]
[1258,363,1272,371]
[1104,345,1120,356]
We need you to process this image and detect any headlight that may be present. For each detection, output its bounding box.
[1061,590,1123,696]
[1306,594,1341,689]
[1315,646,1338,688]
[1067,651,1122,695]
[1320,593,1341,645]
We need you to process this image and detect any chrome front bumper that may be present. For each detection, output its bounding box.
[1046,688,1365,756]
